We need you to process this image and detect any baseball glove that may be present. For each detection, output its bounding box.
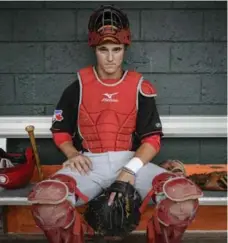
[159,159,186,176]
[160,159,227,191]
[84,181,142,238]
[188,171,227,191]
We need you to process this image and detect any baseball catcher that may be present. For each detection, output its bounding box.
[28,4,203,243]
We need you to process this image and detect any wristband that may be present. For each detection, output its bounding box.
[122,167,136,176]
[124,157,144,174]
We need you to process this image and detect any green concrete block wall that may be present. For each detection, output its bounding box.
[0,1,226,163]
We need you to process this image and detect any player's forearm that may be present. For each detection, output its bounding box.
[52,132,80,159]
[123,135,160,175]
[58,141,80,159]
[134,142,158,165]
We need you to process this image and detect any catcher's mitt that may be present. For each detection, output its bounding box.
[188,171,227,191]
[159,159,186,176]
[84,181,142,238]
[160,159,227,191]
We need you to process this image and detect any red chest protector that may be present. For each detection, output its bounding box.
[77,66,142,153]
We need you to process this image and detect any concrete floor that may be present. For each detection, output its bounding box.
[0,232,227,243]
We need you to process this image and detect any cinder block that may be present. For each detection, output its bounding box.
[76,10,92,41]
[45,43,95,73]
[156,105,170,115]
[46,105,56,115]
[201,74,227,104]
[45,1,172,9]
[15,74,76,104]
[172,1,226,9]
[13,10,76,41]
[0,105,46,115]
[0,11,13,41]
[0,75,15,105]
[124,43,170,72]
[142,74,201,104]
[171,43,227,73]
[204,10,227,41]
[0,2,43,8]
[141,10,203,41]
[170,105,227,115]
[0,43,44,73]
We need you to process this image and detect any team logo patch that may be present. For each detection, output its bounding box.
[52,110,64,122]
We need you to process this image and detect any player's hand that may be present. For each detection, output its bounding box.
[62,153,93,175]
[108,169,135,206]
[116,169,135,185]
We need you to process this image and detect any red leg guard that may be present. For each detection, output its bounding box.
[140,172,203,243]
[59,210,95,243]
[43,229,62,243]
[147,199,199,243]
[28,174,93,243]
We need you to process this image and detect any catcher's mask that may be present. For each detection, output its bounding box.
[0,147,35,189]
[88,5,131,47]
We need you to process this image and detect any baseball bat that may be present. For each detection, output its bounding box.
[25,125,43,181]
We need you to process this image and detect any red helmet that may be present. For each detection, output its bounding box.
[0,147,35,189]
[88,5,131,47]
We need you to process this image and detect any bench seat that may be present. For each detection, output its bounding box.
[0,165,227,234]
[0,184,227,206]
[1,163,227,206]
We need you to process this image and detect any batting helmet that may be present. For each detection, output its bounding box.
[0,147,35,189]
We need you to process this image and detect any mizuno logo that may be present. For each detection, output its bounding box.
[102,92,119,102]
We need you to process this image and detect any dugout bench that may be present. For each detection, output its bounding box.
[0,116,227,237]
